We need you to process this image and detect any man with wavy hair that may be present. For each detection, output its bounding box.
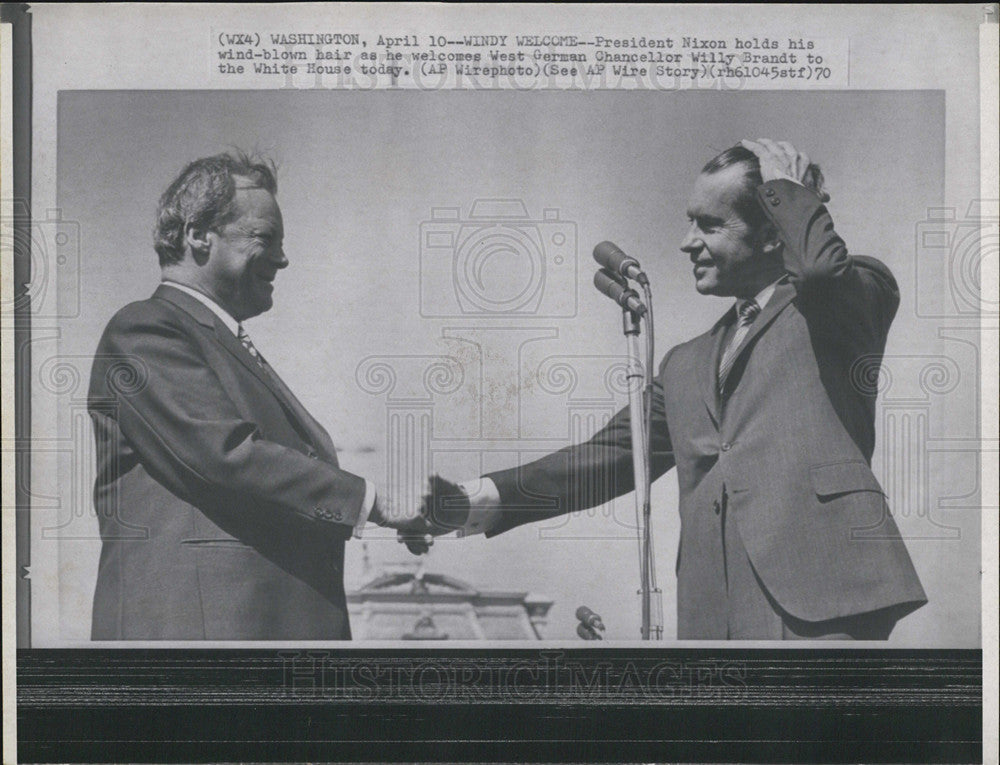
[419,139,927,640]
[88,151,424,640]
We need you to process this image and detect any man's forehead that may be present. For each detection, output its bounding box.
[687,166,747,214]
[230,184,281,222]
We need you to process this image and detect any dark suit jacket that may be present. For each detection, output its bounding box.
[88,284,366,640]
[487,180,927,635]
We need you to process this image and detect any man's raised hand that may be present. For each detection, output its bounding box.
[740,138,830,202]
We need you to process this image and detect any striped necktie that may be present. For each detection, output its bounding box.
[718,299,761,393]
[237,324,266,368]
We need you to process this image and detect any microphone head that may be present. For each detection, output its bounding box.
[594,240,639,274]
[596,266,627,286]
[575,605,593,622]
[594,269,626,297]
[593,269,647,316]
[594,240,624,263]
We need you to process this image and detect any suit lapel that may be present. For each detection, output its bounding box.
[700,311,733,426]
[726,280,797,370]
[214,318,285,390]
[259,360,338,463]
[699,280,798,418]
[215,330,337,461]
[153,285,334,459]
[210,325,337,459]
[154,285,277,391]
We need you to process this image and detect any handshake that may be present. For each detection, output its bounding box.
[367,475,473,555]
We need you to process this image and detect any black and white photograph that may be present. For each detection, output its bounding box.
[2,3,995,763]
[38,87,974,645]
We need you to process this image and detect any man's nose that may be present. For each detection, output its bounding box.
[273,248,289,269]
[679,225,701,257]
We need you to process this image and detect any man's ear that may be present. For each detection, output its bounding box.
[184,223,211,264]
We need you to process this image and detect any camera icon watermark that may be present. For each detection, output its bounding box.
[0,200,82,320]
[419,198,577,318]
[913,199,999,318]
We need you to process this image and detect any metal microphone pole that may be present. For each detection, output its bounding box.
[593,247,663,640]
[621,304,661,640]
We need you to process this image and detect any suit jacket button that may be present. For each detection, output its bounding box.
[721,442,731,451]
[333,511,343,521]
[765,187,775,197]
[770,198,780,206]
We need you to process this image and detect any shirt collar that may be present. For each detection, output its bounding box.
[161,280,239,335]
[737,275,784,313]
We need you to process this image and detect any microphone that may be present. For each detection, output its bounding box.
[594,241,649,285]
[576,605,606,633]
[594,269,647,316]
[576,623,602,641]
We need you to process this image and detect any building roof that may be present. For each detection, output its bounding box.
[348,568,553,640]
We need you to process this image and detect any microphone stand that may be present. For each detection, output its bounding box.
[622,301,662,640]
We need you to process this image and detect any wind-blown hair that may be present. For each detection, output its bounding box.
[702,145,826,228]
[154,151,278,266]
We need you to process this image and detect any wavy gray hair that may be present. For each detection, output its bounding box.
[154,151,277,266]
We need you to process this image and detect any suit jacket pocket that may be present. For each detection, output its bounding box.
[181,538,255,549]
[810,460,885,500]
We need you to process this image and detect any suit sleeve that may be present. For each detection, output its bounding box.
[95,308,366,538]
[485,357,676,537]
[759,179,900,349]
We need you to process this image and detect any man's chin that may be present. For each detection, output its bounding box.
[241,296,274,320]
[693,279,718,296]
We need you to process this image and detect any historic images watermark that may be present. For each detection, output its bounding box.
[277,650,748,702]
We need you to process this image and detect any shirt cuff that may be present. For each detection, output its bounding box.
[457,477,502,537]
[353,480,377,539]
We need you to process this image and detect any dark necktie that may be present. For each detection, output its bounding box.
[718,299,761,393]
[237,324,266,368]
